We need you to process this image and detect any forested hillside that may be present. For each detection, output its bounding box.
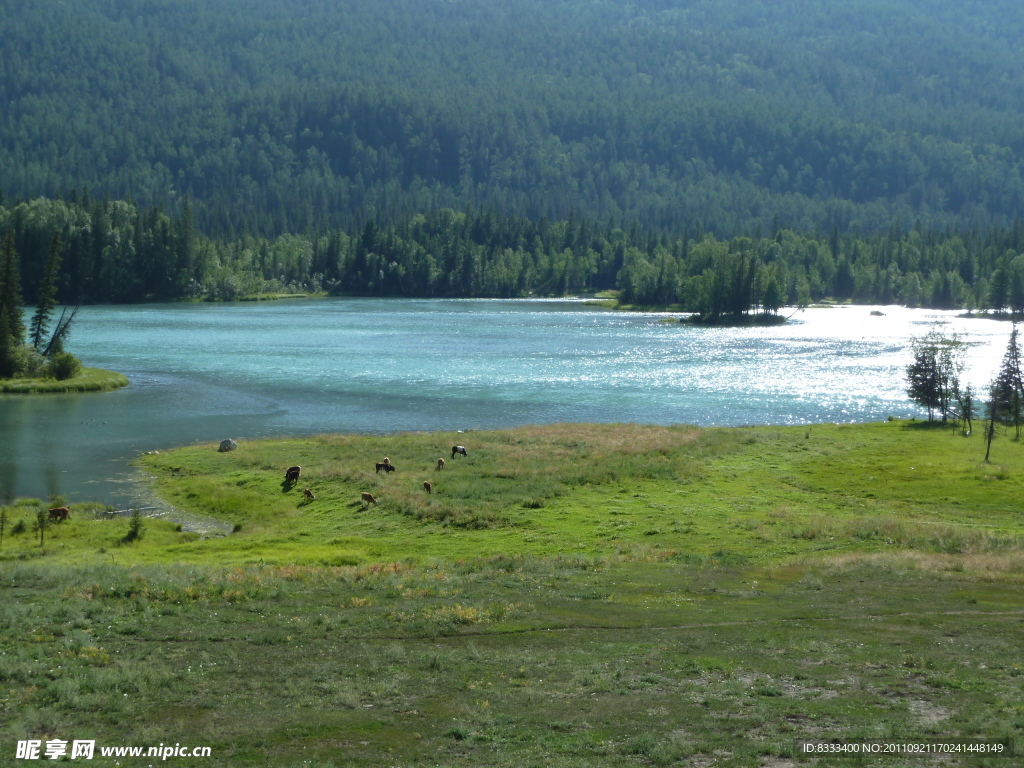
[3,0,1024,237]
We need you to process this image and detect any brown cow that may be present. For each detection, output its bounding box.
[437,458,445,470]
[48,506,70,522]
[375,462,396,474]
[285,465,301,484]
[303,488,315,500]
[361,492,377,506]
[423,481,432,494]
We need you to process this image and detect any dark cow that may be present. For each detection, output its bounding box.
[48,507,70,522]
[285,465,301,484]
[423,481,432,494]
[375,462,396,474]
[451,445,468,458]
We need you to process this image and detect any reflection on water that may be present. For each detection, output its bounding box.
[0,299,1012,505]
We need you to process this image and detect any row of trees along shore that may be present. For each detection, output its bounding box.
[6,193,1024,320]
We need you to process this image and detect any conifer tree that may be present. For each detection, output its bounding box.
[176,195,195,291]
[0,230,25,378]
[30,231,62,351]
[983,326,1024,461]
[0,308,12,379]
[990,324,1024,431]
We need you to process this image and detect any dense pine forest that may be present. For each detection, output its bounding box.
[2,0,1024,238]
[4,194,1024,318]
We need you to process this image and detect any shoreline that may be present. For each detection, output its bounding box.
[0,366,129,394]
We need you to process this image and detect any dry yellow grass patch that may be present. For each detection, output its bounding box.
[511,422,701,455]
[814,550,1024,580]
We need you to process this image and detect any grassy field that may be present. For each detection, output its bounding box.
[2,421,1023,766]
[0,367,129,394]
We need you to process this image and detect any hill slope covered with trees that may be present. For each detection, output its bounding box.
[3,0,1024,238]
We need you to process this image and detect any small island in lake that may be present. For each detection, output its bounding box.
[586,245,798,325]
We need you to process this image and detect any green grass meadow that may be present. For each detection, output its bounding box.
[2,421,1023,766]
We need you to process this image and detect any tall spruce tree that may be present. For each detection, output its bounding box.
[176,196,195,292]
[991,325,1024,430]
[30,231,62,352]
[0,306,13,379]
[0,230,25,378]
[982,326,1024,461]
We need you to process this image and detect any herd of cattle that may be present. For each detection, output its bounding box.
[282,445,469,506]
[43,444,471,526]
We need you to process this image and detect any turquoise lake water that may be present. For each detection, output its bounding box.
[0,299,1011,505]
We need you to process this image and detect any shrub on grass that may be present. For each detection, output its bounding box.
[444,726,469,741]
[48,352,82,381]
[121,510,144,544]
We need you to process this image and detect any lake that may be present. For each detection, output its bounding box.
[0,299,1011,505]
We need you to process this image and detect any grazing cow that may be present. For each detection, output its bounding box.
[423,481,432,494]
[437,458,445,470]
[375,462,396,474]
[285,465,301,484]
[451,445,468,458]
[303,488,315,500]
[361,492,377,506]
[48,506,70,522]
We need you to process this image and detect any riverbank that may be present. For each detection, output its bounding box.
[0,366,129,394]
[2,420,1022,765]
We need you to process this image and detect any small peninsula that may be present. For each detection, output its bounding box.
[1,230,127,393]
[0,366,129,394]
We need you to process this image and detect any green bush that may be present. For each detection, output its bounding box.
[48,352,82,381]
[6,346,47,378]
[122,509,144,544]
